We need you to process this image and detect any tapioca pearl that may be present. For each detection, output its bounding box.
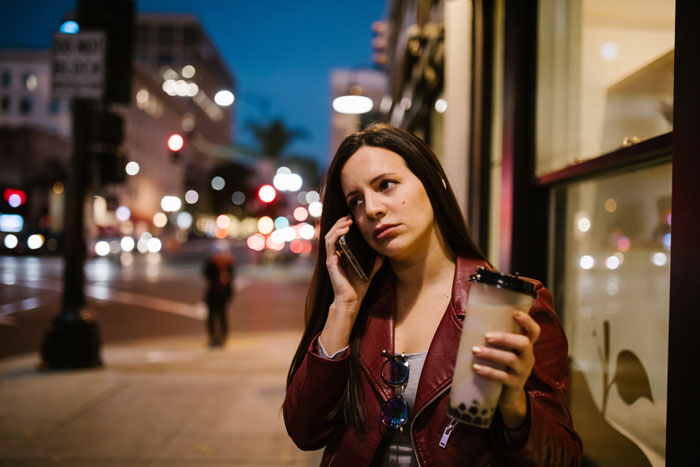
[474,416,483,425]
[469,405,479,415]
[459,403,467,411]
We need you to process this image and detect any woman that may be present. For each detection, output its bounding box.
[284,123,581,466]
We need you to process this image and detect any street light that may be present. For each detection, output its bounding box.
[214,90,235,106]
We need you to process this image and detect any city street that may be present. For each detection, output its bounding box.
[0,250,323,466]
[0,248,312,359]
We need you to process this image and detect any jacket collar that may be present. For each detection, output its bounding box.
[358,257,488,409]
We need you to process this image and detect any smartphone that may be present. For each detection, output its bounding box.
[337,224,376,282]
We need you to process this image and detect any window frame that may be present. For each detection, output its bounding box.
[487,0,699,464]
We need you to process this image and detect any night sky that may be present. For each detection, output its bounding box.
[0,0,387,168]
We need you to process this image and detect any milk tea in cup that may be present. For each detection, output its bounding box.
[448,267,536,428]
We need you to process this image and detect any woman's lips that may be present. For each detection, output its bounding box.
[373,224,399,240]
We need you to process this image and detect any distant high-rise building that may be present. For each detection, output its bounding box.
[134,13,235,145]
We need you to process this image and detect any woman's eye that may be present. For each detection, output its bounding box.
[348,198,363,210]
[379,179,397,191]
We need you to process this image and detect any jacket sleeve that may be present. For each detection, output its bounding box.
[493,282,583,466]
[283,334,350,451]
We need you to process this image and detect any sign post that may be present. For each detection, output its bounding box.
[41,31,107,369]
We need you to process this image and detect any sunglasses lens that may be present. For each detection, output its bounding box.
[381,356,409,385]
[381,397,409,429]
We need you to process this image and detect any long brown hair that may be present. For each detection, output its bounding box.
[286,123,486,429]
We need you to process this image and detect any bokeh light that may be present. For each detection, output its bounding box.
[116,206,131,221]
[434,98,447,113]
[293,206,308,222]
[308,201,322,217]
[617,236,631,252]
[604,198,617,213]
[605,255,620,270]
[176,212,193,230]
[95,240,110,256]
[651,252,668,267]
[147,237,162,253]
[579,255,594,270]
[161,196,182,212]
[274,216,289,230]
[247,233,265,251]
[153,212,168,228]
[4,234,18,249]
[185,189,199,204]
[216,214,231,229]
[167,133,184,152]
[306,191,320,204]
[258,216,274,234]
[211,176,225,191]
[299,223,315,240]
[232,191,245,205]
[125,161,140,176]
[577,217,591,232]
[258,184,276,203]
[121,237,135,252]
[290,240,304,254]
[214,90,234,106]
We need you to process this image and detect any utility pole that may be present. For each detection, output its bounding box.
[41,0,134,369]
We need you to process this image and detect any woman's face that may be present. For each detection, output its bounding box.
[340,146,437,261]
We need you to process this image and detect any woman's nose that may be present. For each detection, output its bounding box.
[364,194,385,219]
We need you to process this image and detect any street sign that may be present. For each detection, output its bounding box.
[51,31,106,99]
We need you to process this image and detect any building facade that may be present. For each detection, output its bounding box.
[0,49,72,138]
[374,0,696,464]
[0,13,239,254]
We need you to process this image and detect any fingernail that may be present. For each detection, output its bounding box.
[473,363,483,371]
[484,332,495,341]
[471,346,481,354]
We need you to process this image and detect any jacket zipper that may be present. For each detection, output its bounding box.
[439,417,458,448]
[409,384,452,466]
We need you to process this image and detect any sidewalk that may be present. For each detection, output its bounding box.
[0,331,323,466]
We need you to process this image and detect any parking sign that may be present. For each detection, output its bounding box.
[51,31,106,99]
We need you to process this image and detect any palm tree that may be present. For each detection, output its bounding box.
[246,118,309,160]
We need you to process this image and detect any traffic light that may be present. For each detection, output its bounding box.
[3,189,27,208]
[257,184,277,203]
[88,110,126,186]
[167,133,184,161]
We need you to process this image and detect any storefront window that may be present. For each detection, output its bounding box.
[555,162,671,466]
[536,0,675,176]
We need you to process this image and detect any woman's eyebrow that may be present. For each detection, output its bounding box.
[344,173,398,200]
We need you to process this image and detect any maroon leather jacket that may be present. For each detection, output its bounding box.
[284,257,582,466]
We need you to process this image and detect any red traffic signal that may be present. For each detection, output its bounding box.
[257,184,277,203]
[3,189,27,208]
[167,133,184,152]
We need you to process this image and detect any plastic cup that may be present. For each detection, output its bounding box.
[448,267,536,428]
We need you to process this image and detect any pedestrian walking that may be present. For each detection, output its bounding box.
[203,239,235,347]
[283,124,582,466]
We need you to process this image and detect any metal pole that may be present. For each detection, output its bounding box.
[39,84,102,369]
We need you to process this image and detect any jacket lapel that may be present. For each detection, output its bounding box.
[413,257,486,412]
[358,274,396,402]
